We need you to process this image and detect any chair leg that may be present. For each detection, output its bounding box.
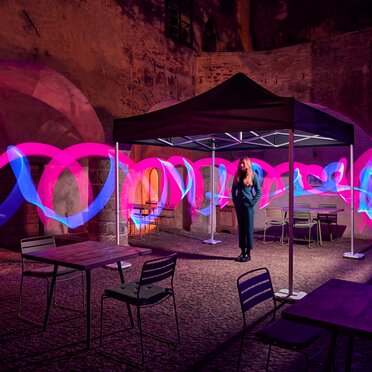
[263,225,267,243]
[316,222,319,246]
[50,279,57,306]
[328,222,333,241]
[318,221,322,245]
[99,295,105,347]
[17,274,25,319]
[81,273,85,311]
[280,225,284,245]
[127,303,134,328]
[172,293,181,343]
[266,344,272,371]
[51,274,85,313]
[137,305,145,365]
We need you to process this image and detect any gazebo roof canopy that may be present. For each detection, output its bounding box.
[113,73,354,151]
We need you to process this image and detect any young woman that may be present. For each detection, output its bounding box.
[231,156,262,262]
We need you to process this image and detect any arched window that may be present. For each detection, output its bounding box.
[147,168,160,204]
[165,0,193,47]
[202,18,217,52]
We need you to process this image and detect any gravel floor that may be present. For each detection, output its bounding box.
[0,229,371,371]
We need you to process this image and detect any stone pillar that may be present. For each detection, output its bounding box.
[88,158,128,245]
[190,165,217,234]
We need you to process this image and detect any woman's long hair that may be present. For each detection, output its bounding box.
[234,156,254,186]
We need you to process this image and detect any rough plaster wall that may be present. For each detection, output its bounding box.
[195,30,372,238]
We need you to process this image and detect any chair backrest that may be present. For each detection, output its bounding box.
[140,253,177,286]
[237,268,276,322]
[293,210,311,222]
[20,235,56,255]
[317,204,337,221]
[319,203,337,209]
[264,208,284,221]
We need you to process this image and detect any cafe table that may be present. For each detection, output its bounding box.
[22,240,152,349]
[282,278,372,371]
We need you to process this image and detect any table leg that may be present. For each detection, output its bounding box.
[86,270,91,349]
[117,261,125,283]
[326,331,337,371]
[345,336,354,371]
[43,264,58,331]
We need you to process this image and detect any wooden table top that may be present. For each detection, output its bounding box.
[23,240,152,270]
[282,279,372,338]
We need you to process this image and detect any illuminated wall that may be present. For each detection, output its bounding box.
[1,142,371,238]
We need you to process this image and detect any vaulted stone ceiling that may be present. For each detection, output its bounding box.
[0,61,104,152]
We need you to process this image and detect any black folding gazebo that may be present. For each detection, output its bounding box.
[113,72,360,298]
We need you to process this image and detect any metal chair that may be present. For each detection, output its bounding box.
[145,201,176,233]
[293,211,319,247]
[100,253,180,365]
[17,235,84,326]
[263,208,286,244]
[315,203,338,241]
[237,268,323,371]
[131,204,159,238]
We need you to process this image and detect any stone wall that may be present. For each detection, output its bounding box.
[196,29,372,139]
[0,0,196,136]
[0,0,197,243]
[250,0,372,51]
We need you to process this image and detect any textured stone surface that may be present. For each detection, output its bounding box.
[1,231,371,371]
[250,0,372,51]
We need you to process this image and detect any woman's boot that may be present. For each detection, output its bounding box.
[234,248,246,262]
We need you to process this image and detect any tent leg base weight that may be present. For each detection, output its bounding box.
[343,252,365,259]
[104,261,132,270]
[202,239,222,245]
[275,288,307,302]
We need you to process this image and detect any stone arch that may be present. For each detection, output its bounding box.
[0,60,104,151]
[0,61,105,241]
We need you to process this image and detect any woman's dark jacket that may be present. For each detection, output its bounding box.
[232,174,262,207]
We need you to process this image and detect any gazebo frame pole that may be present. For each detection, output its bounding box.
[115,142,120,245]
[351,144,354,255]
[343,144,364,259]
[288,130,294,295]
[275,129,306,301]
[203,139,221,245]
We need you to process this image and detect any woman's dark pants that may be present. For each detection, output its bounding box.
[235,204,254,255]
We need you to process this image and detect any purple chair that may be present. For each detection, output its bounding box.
[237,268,323,371]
